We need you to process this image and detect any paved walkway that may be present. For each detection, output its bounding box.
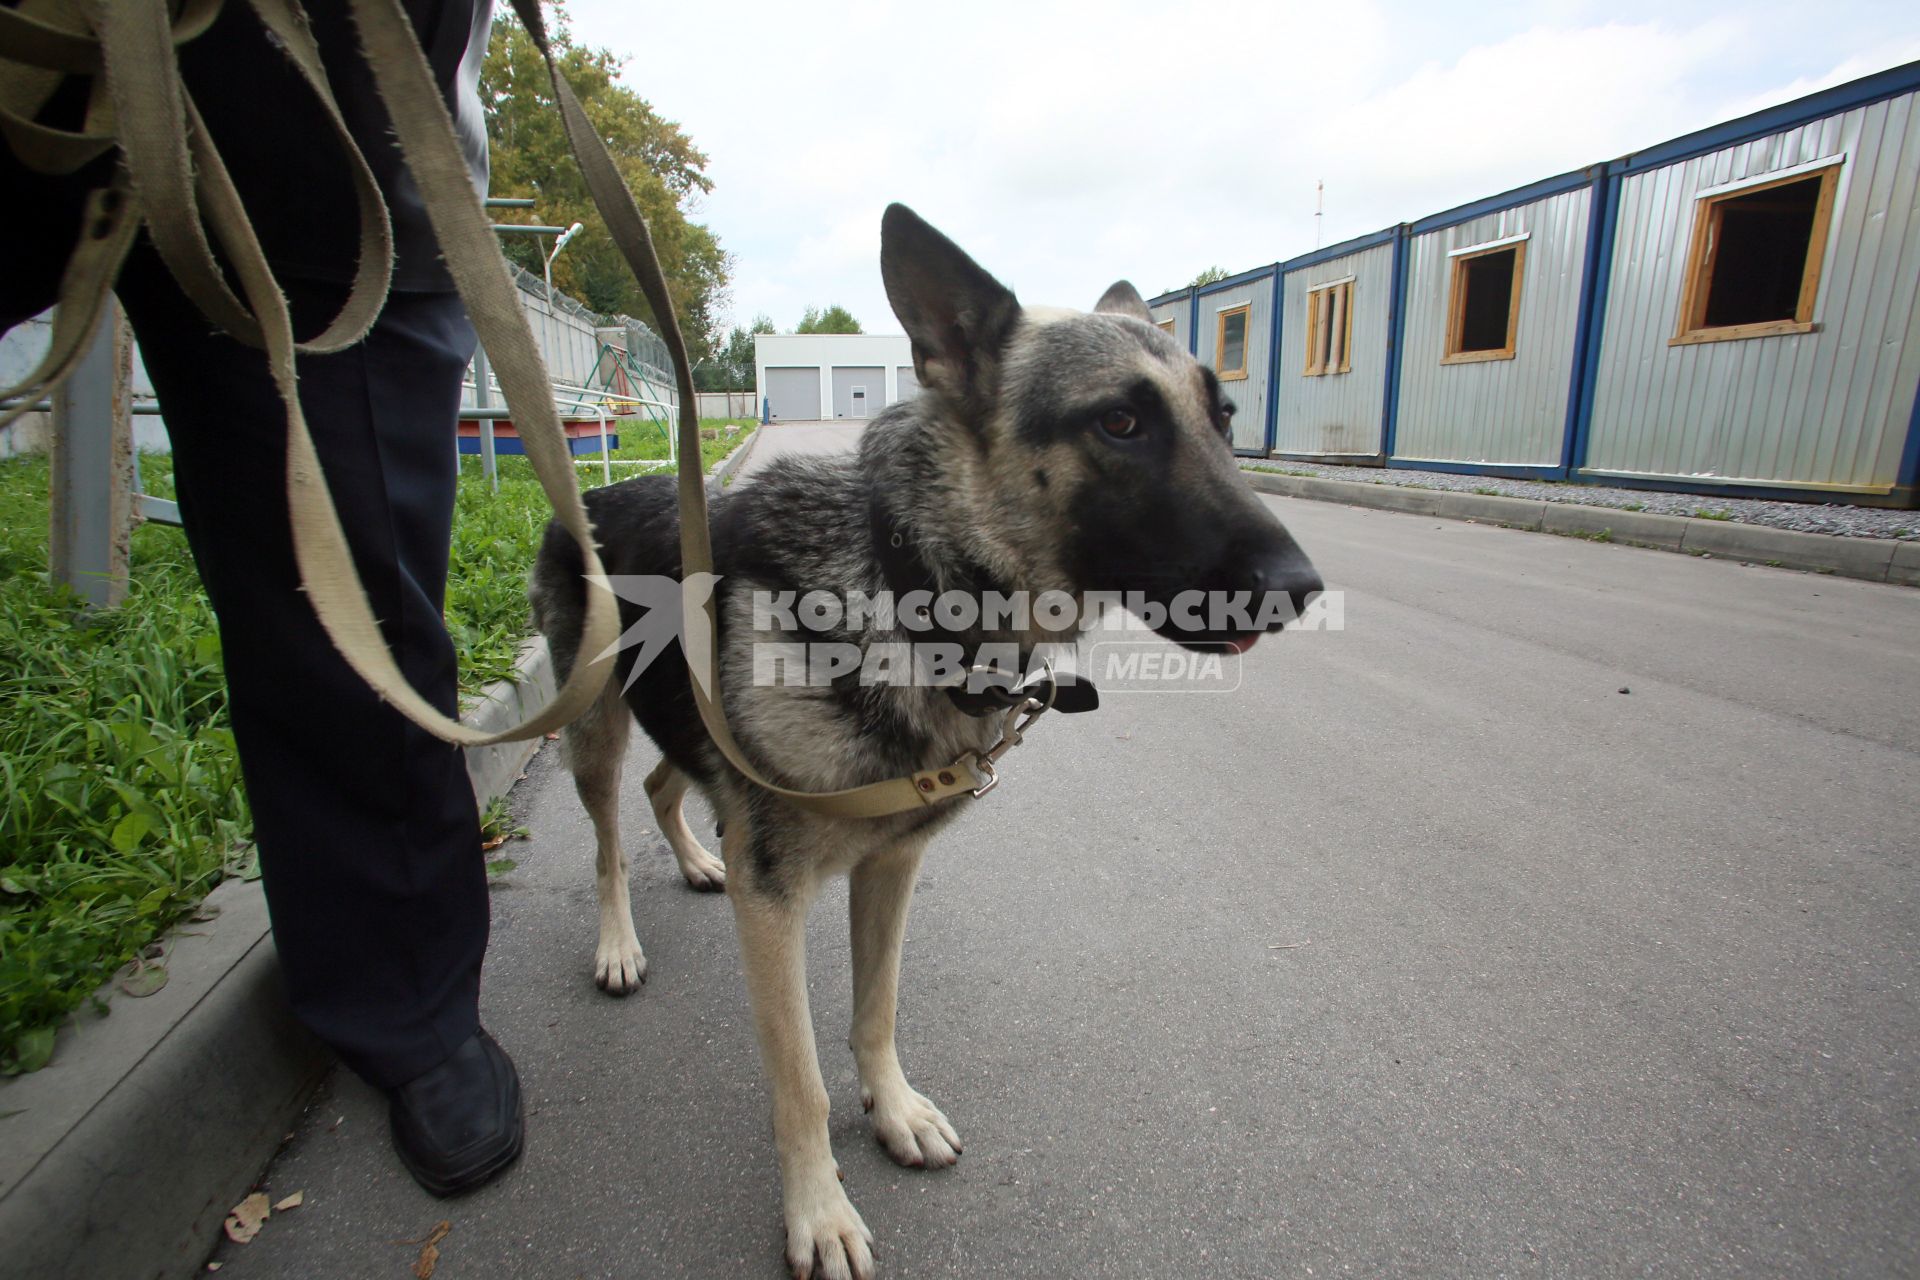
[212,424,1919,1278]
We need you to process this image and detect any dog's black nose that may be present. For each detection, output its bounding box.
[1244,544,1324,625]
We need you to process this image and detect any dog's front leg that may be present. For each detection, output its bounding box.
[850,840,961,1169]
[728,852,875,1280]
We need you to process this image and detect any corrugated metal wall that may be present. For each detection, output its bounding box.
[1583,92,1920,493]
[1193,275,1274,452]
[1274,243,1394,457]
[1394,187,1591,467]
[1148,294,1189,351]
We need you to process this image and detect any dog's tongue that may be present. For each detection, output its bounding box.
[1226,633,1261,654]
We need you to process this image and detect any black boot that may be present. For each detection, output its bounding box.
[388,1028,524,1196]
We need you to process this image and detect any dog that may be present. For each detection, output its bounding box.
[529,204,1322,1280]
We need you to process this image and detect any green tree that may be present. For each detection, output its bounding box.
[795,305,862,334]
[481,5,731,365]
[695,314,774,391]
[1188,266,1231,287]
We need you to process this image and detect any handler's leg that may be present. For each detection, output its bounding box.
[114,245,519,1194]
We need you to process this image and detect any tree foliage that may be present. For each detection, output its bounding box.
[1188,266,1231,288]
[694,314,774,391]
[795,305,862,334]
[481,6,731,363]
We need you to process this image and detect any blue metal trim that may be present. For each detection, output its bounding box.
[1616,59,1920,176]
[1554,166,1613,479]
[1567,164,1624,479]
[1279,227,1398,275]
[1146,286,1191,309]
[1187,289,1199,356]
[1263,266,1283,453]
[1572,469,1908,508]
[1893,374,1920,508]
[1389,457,1564,481]
[1408,168,1593,237]
[1195,262,1279,299]
[1381,225,1410,459]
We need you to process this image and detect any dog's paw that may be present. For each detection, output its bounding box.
[784,1180,874,1280]
[676,847,727,892]
[593,937,648,995]
[861,1084,962,1169]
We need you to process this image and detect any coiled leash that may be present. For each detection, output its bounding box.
[0,0,1049,816]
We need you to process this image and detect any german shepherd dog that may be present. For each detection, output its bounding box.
[530,205,1321,1280]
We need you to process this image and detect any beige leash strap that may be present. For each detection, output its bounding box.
[498,1,995,815]
[1,0,999,807]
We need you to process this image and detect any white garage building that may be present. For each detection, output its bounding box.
[754,333,917,422]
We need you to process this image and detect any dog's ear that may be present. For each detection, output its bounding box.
[1093,280,1153,323]
[881,204,1022,405]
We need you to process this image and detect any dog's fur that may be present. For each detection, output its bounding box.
[530,205,1319,1280]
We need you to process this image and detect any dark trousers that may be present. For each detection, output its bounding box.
[106,244,489,1089]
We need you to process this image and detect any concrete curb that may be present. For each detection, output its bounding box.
[1242,469,1916,587]
[706,423,760,493]
[0,638,573,1280]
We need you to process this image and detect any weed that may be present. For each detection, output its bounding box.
[1621,502,1645,513]
[1693,507,1735,521]
[1472,487,1500,497]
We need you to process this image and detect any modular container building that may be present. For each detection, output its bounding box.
[1573,66,1920,503]
[1193,266,1280,454]
[1389,171,1598,476]
[1272,230,1399,462]
[1148,288,1192,351]
[1145,59,1920,506]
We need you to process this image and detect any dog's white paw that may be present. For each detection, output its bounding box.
[676,847,727,892]
[862,1084,962,1169]
[784,1177,875,1280]
[594,936,648,994]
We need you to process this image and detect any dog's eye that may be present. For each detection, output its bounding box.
[1099,408,1138,439]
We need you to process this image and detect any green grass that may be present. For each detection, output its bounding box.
[1693,507,1735,521]
[0,421,755,1071]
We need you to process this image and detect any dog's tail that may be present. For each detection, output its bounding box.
[529,516,591,685]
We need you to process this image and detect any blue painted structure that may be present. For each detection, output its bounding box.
[1146,59,1920,506]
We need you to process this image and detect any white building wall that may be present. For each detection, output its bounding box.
[754,333,914,419]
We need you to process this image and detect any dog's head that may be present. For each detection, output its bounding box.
[880,203,1322,651]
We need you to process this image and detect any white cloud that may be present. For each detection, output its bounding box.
[561,0,1917,335]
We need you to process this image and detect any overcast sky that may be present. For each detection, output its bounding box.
[563,0,1918,335]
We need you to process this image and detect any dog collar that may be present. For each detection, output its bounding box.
[868,492,1098,718]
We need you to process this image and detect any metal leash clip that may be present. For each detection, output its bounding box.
[961,661,1060,797]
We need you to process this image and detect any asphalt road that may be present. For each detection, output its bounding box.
[212,423,1920,1279]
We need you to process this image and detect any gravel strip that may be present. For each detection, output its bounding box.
[1243,460,1919,541]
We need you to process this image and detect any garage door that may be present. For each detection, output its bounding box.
[895,366,920,402]
[763,366,821,421]
[831,366,884,418]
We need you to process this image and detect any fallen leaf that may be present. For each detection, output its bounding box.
[481,834,507,852]
[115,958,169,998]
[486,858,517,877]
[223,1192,271,1244]
[411,1221,452,1280]
[273,1191,304,1211]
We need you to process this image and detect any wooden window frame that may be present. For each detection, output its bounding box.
[1442,238,1526,365]
[1155,317,1176,335]
[1670,159,1841,347]
[1214,303,1251,381]
[1302,278,1354,377]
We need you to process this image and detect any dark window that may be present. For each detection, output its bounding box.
[1674,164,1840,344]
[1457,250,1516,351]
